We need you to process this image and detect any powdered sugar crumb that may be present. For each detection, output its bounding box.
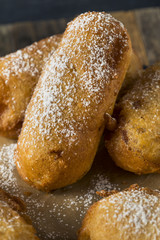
[0,144,17,191]
[22,12,129,152]
[121,65,160,133]
[0,143,117,239]
[0,35,61,85]
[113,64,160,161]
[99,187,160,239]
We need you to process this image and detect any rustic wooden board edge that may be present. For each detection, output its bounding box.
[0,7,159,63]
[112,10,149,66]
[134,7,160,64]
[0,7,158,29]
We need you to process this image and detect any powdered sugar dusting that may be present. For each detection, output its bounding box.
[0,35,61,85]
[0,144,18,191]
[25,172,117,240]
[99,187,160,239]
[121,65,160,132]
[0,35,61,133]
[22,12,129,151]
[112,64,160,164]
[1,50,38,82]
[0,142,117,239]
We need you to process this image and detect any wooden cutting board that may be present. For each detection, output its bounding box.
[0,7,159,65]
[0,7,159,240]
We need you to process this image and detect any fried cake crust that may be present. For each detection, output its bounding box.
[0,188,39,240]
[15,12,132,191]
[105,63,160,174]
[0,37,138,140]
[78,184,160,240]
[0,34,62,139]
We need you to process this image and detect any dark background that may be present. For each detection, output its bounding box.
[0,0,159,24]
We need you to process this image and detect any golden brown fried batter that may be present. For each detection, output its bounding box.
[0,34,140,140]
[0,188,39,240]
[15,12,132,191]
[78,184,160,240]
[105,62,160,174]
[0,34,62,139]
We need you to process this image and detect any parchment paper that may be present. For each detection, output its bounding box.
[0,136,160,240]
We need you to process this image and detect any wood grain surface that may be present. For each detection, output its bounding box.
[0,7,159,66]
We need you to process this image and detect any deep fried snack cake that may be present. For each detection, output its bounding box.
[0,34,61,139]
[78,184,160,240]
[105,62,160,174]
[0,188,39,240]
[15,12,132,191]
[0,35,138,140]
